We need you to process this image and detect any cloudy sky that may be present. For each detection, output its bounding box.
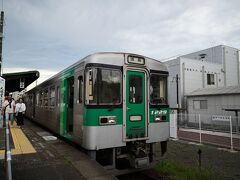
[2,0,240,86]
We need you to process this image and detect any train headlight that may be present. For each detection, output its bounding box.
[108,116,116,124]
[154,111,167,122]
[99,116,116,125]
[155,115,161,121]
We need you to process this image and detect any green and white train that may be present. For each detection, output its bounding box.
[25,52,170,169]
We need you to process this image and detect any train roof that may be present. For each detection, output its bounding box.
[60,52,167,75]
[28,52,168,91]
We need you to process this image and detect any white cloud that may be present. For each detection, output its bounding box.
[2,0,240,89]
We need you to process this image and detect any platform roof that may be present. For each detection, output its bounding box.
[2,70,39,93]
[186,86,240,97]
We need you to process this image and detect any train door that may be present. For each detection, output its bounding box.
[66,76,74,134]
[125,69,148,140]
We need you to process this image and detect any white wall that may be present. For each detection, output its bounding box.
[165,45,240,109]
[165,57,223,108]
[239,51,240,84]
[182,45,240,87]
[224,46,239,86]
[165,59,180,108]
[187,94,240,124]
[182,45,223,64]
[181,58,224,93]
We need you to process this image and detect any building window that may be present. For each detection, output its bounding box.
[193,100,208,110]
[207,74,215,85]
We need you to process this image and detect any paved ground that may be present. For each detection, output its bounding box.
[0,125,14,151]
[2,119,239,179]
[154,139,240,180]
[0,119,116,180]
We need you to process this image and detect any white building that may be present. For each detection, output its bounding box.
[165,45,240,109]
[187,86,240,116]
[186,86,240,131]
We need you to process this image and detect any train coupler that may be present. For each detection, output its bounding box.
[129,156,149,168]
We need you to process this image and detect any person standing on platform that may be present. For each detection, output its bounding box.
[0,96,5,128]
[1,96,8,127]
[2,95,16,126]
[15,98,26,126]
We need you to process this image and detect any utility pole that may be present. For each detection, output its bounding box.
[176,74,179,109]
[0,11,4,76]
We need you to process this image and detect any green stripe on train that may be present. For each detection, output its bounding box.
[83,107,169,126]
[84,108,123,126]
[149,108,170,123]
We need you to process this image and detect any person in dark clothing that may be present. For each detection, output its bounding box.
[15,98,26,126]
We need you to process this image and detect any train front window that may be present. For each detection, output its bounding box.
[129,75,142,104]
[99,69,121,104]
[150,74,167,105]
[85,67,121,105]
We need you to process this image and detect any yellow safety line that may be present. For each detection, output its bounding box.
[0,122,36,156]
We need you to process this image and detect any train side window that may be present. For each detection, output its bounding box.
[56,86,60,106]
[50,87,55,106]
[150,74,167,105]
[44,89,49,107]
[28,95,31,106]
[40,91,43,106]
[36,93,39,106]
[78,76,83,103]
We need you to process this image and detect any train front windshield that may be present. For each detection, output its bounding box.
[150,74,167,105]
[85,67,122,105]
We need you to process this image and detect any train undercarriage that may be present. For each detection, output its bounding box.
[88,141,168,171]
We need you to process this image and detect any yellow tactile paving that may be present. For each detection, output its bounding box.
[0,150,4,155]
[0,122,36,156]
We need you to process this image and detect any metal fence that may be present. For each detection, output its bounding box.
[3,117,12,180]
[178,113,240,134]
[176,113,240,151]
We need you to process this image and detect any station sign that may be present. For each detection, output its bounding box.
[20,82,25,88]
[127,56,145,65]
[20,78,25,89]
[212,115,231,121]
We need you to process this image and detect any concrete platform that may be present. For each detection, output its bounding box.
[0,125,14,151]
[0,120,117,180]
